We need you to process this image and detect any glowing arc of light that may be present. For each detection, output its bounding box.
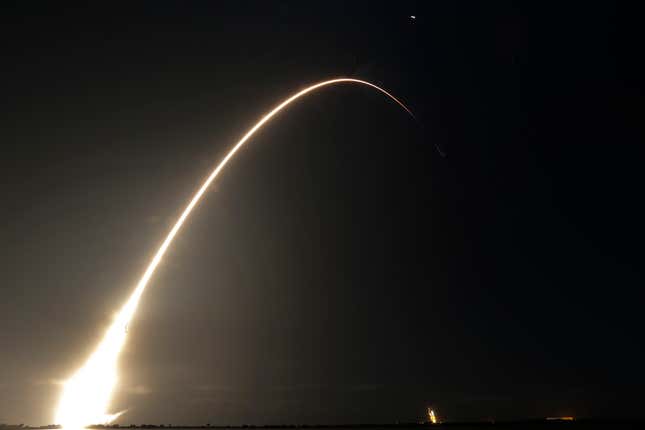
[129,78,413,315]
[55,78,414,429]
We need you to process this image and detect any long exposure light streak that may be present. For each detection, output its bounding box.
[54,78,414,429]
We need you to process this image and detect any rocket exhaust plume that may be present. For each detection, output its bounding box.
[54,78,414,429]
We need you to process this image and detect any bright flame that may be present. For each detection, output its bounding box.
[428,408,437,424]
[55,78,414,429]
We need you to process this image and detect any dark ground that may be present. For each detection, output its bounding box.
[4,422,645,430]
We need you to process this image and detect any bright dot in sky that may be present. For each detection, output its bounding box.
[410,15,416,19]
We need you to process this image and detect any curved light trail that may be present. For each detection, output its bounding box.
[54,78,415,430]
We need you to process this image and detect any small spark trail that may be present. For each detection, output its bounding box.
[55,78,415,429]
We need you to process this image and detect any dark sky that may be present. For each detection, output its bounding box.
[1,2,644,426]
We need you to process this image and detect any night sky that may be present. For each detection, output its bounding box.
[1,2,644,426]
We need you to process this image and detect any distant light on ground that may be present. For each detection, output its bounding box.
[427,408,438,424]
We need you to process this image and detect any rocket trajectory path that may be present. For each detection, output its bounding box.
[54,78,416,430]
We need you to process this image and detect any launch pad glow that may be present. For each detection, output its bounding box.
[54,78,414,429]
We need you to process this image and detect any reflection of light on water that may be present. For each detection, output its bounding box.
[546,416,575,421]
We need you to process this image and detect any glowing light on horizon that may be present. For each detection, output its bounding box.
[428,408,438,424]
[546,417,575,421]
[54,78,414,429]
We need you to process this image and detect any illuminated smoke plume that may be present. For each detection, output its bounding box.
[55,78,414,429]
